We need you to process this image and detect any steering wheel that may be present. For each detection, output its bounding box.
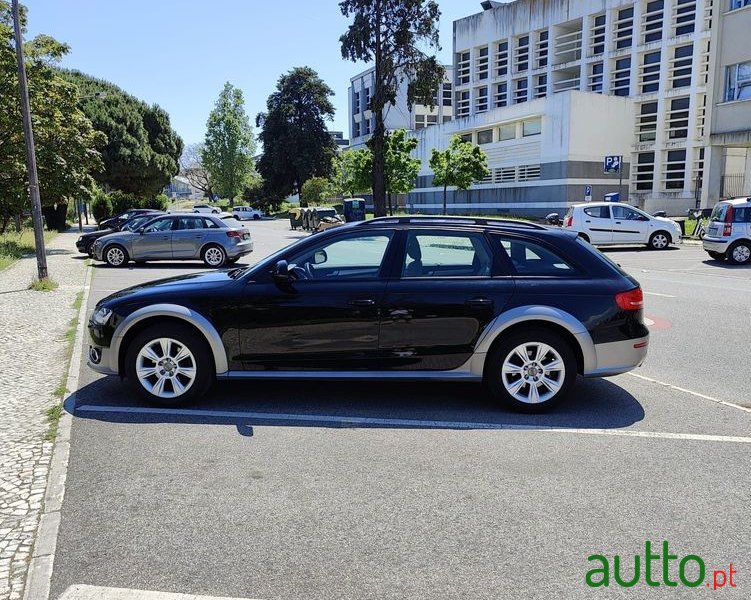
[290,262,314,280]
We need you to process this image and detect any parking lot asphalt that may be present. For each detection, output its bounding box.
[50,224,751,599]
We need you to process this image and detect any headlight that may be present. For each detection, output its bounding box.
[92,306,112,326]
[77,236,83,243]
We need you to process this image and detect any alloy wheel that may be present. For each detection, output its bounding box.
[106,246,125,266]
[501,342,565,404]
[204,247,224,266]
[136,337,196,398]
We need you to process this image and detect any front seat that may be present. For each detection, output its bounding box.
[404,237,423,277]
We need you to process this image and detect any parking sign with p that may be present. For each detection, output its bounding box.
[604,155,622,174]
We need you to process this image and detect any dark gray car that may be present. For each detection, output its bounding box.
[91,213,253,267]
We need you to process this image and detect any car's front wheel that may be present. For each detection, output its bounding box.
[485,327,577,412]
[104,244,129,267]
[201,244,226,267]
[648,231,671,250]
[125,323,214,406]
[728,240,751,265]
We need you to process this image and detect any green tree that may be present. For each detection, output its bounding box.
[429,135,489,215]
[256,67,337,201]
[329,148,372,198]
[61,70,182,198]
[384,129,420,214]
[300,176,330,206]
[202,82,255,208]
[0,2,104,231]
[340,0,443,217]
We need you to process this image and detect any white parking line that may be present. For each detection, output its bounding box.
[74,404,751,444]
[644,291,675,298]
[628,372,751,414]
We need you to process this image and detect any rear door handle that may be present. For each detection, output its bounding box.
[585,220,591,223]
[615,221,622,224]
[467,297,493,307]
[349,298,375,307]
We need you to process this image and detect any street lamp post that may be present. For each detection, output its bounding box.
[11,0,47,280]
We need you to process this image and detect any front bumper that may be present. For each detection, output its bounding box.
[702,236,730,254]
[584,335,649,377]
[87,342,118,376]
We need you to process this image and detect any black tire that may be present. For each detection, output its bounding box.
[253,214,261,220]
[707,250,725,261]
[103,244,129,267]
[484,327,577,413]
[125,322,214,406]
[86,243,95,257]
[578,233,590,243]
[201,244,226,267]
[727,240,751,265]
[648,231,671,250]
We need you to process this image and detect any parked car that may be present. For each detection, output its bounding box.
[562,202,682,249]
[98,208,161,231]
[702,197,751,264]
[77,212,166,256]
[91,213,252,268]
[86,216,648,412]
[232,206,264,220]
[192,204,221,214]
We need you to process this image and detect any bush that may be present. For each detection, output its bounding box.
[140,193,169,211]
[109,190,140,215]
[92,193,113,224]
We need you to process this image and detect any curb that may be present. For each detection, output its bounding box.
[23,262,93,600]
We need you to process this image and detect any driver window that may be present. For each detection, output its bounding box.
[288,233,393,280]
[612,206,643,221]
[144,218,174,232]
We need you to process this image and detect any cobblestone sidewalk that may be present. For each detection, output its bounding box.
[0,229,90,600]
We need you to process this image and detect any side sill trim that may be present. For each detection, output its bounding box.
[216,370,482,382]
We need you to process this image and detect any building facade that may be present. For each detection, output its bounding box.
[348,65,454,149]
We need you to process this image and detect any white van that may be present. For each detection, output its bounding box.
[232,206,264,221]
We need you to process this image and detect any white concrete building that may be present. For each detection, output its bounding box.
[404,0,751,216]
[348,65,454,149]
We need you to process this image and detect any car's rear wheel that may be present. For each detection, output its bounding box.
[577,233,590,243]
[707,250,725,261]
[253,214,261,220]
[648,231,670,250]
[485,328,577,413]
[201,244,226,267]
[125,323,214,406]
[104,244,129,267]
[728,241,751,265]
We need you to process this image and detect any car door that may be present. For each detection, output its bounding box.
[130,216,175,259]
[236,230,396,371]
[581,205,613,244]
[172,216,207,259]
[611,205,650,243]
[379,228,515,371]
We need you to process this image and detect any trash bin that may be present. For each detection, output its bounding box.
[301,208,312,231]
[604,192,620,202]
[343,198,366,223]
[289,207,302,230]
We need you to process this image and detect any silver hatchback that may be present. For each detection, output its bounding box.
[92,213,253,267]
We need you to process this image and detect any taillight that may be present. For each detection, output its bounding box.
[615,287,644,311]
[723,205,734,236]
[564,215,573,227]
[226,230,243,238]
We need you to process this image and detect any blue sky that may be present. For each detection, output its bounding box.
[22,0,501,146]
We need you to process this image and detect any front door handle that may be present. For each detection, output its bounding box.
[467,297,493,307]
[349,298,375,307]
[585,220,591,223]
[615,221,622,224]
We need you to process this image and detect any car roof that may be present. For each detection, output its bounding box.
[572,202,636,208]
[719,197,751,206]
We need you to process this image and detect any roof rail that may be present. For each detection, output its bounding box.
[358,216,547,230]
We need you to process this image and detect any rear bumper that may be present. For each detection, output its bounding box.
[583,335,649,377]
[227,239,254,258]
[702,236,729,253]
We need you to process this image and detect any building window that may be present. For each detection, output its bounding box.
[638,102,658,142]
[459,133,473,143]
[427,114,438,126]
[536,30,548,68]
[641,51,661,94]
[615,7,634,49]
[443,115,452,123]
[442,83,452,106]
[456,90,470,117]
[495,41,509,77]
[589,62,604,93]
[590,14,606,56]
[667,97,690,139]
[499,123,516,141]
[494,83,508,107]
[477,129,494,144]
[495,166,516,183]
[476,46,489,81]
[515,35,529,72]
[363,118,371,135]
[534,74,547,98]
[514,78,528,103]
[635,152,655,191]
[353,91,360,113]
[612,57,631,96]
[414,115,426,130]
[476,86,489,113]
[353,121,361,137]
[518,164,541,181]
[522,118,542,136]
[674,0,696,35]
[457,51,470,85]
[364,88,371,110]
[725,61,751,101]
[664,149,687,190]
[643,0,664,44]
[671,45,693,88]
[731,0,751,9]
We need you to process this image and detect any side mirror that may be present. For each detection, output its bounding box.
[313,250,328,265]
[272,259,291,282]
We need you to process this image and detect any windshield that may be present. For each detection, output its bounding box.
[710,203,728,222]
[122,215,154,231]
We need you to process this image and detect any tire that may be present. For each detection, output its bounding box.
[86,243,95,258]
[125,323,214,406]
[484,327,577,413]
[252,214,261,220]
[707,250,725,261]
[648,231,671,250]
[104,244,129,267]
[226,257,239,264]
[728,241,751,265]
[201,244,226,267]
[577,233,590,243]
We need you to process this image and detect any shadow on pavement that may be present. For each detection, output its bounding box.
[69,375,645,431]
[90,261,251,271]
[600,246,680,254]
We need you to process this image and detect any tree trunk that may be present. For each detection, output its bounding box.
[442,184,448,215]
[371,0,387,218]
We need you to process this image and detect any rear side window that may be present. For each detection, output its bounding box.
[402,231,493,278]
[177,217,205,230]
[203,218,220,228]
[583,206,610,219]
[496,237,575,276]
[710,204,728,222]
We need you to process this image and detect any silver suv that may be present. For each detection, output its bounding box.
[702,197,751,264]
[92,213,253,268]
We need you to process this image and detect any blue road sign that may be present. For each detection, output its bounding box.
[604,155,622,173]
[585,185,592,196]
